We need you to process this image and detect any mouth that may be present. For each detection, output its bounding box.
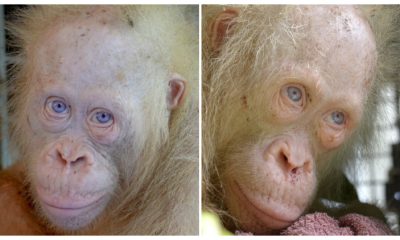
[36,186,106,218]
[231,181,297,230]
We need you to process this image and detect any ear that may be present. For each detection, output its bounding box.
[209,7,239,52]
[167,74,186,110]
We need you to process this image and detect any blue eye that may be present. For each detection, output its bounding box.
[51,100,68,113]
[331,111,345,125]
[95,111,113,124]
[287,86,302,102]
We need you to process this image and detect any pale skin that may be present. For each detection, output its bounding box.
[0,7,185,234]
[209,6,377,234]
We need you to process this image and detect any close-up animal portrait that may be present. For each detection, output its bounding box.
[0,5,199,235]
[202,5,400,235]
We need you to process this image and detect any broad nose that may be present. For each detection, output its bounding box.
[265,137,313,175]
[54,139,93,168]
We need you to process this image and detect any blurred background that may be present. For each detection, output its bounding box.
[345,82,400,234]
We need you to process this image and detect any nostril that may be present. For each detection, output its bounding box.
[279,151,292,170]
[280,151,288,162]
[72,156,86,164]
[278,149,301,174]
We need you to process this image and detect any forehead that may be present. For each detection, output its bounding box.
[30,8,156,90]
[277,6,377,93]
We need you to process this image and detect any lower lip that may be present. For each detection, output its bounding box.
[36,186,105,218]
[232,181,294,229]
[41,196,104,218]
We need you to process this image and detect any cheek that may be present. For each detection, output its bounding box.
[89,124,120,145]
[317,123,347,149]
[266,98,296,124]
[27,114,68,143]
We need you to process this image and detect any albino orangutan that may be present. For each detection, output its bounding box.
[0,5,199,235]
[203,5,399,235]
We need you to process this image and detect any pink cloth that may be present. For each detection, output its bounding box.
[281,212,392,235]
[236,212,392,235]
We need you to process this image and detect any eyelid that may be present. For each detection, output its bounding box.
[88,108,114,128]
[330,111,345,125]
[44,97,70,119]
[323,110,348,130]
[280,83,307,109]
